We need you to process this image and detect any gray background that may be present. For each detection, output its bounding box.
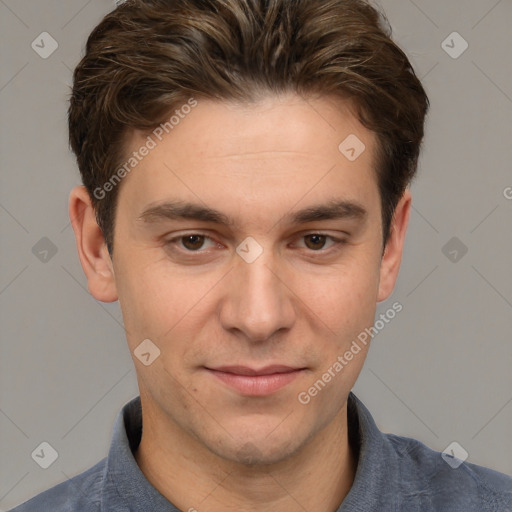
[1,0,511,509]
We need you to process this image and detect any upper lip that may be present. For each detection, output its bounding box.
[207,365,303,376]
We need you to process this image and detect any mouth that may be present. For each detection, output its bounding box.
[204,365,306,396]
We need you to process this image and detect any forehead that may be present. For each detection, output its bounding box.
[117,93,380,223]
[162,94,373,161]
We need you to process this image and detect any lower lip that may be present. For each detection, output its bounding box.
[207,369,304,396]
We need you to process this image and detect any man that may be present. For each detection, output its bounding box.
[10,0,512,510]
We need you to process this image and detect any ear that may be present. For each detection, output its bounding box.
[69,186,118,302]
[377,189,411,302]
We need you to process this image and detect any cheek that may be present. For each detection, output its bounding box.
[114,257,172,348]
[293,257,380,339]
[114,255,219,352]
[294,266,378,414]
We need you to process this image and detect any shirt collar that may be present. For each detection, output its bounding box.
[104,396,179,511]
[103,392,398,511]
[338,393,400,510]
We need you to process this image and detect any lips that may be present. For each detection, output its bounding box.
[205,365,306,396]
[209,365,300,376]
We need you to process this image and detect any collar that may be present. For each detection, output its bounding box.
[103,392,399,511]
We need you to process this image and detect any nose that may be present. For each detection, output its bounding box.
[219,249,296,343]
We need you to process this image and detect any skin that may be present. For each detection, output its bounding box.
[69,93,411,512]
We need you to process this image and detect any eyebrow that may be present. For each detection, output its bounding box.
[137,198,367,227]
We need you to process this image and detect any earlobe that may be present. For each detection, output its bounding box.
[69,186,118,303]
[377,189,411,302]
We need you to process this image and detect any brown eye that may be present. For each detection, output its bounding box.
[165,232,218,255]
[181,235,206,251]
[304,234,328,250]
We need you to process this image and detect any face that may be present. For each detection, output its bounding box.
[74,93,409,466]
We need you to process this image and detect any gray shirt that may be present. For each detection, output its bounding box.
[9,393,512,511]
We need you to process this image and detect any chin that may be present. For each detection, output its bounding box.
[205,430,304,467]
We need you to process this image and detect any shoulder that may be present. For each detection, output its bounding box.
[385,433,512,511]
[8,458,107,512]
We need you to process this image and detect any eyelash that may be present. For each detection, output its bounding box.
[164,232,347,257]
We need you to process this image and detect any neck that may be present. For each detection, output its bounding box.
[134,399,357,512]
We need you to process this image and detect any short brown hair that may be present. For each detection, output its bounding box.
[68,0,429,254]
